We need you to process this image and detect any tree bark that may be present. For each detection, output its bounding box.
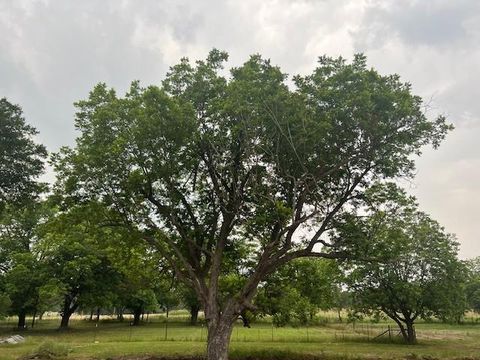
[206,316,235,360]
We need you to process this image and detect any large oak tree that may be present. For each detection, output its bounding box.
[56,50,451,360]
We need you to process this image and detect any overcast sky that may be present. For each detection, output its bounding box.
[1,0,478,258]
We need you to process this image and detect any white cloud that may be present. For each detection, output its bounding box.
[0,0,478,258]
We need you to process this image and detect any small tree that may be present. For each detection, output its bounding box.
[38,203,120,329]
[106,234,164,326]
[344,184,466,343]
[0,201,48,329]
[465,257,480,314]
[0,98,47,327]
[256,258,341,326]
[180,286,202,325]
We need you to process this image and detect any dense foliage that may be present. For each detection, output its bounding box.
[0,98,47,210]
[53,50,451,359]
[0,51,469,359]
[343,184,467,343]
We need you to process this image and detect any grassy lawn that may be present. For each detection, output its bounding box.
[1,312,480,359]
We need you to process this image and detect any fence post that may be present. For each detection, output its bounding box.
[164,318,168,341]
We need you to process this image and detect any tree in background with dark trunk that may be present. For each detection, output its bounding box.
[0,201,48,330]
[343,184,467,344]
[38,203,120,329]
[180,286,202,325]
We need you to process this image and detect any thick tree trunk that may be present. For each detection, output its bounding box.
[190,304,200,325]
[96,307,100,322]
[59,296,78,329]
[17,310,27,329]
[60,312,73,329]
[406,321,416,344]
[132,308,142,326]
[206,316,235,360]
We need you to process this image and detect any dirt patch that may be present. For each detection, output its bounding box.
[19,351,61,360]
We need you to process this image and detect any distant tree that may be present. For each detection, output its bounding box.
[0,201,47,328]
[0,98,47,327]
[55,50,451,360]
[256,258,341,326]
[343,184,466,344]
[465,257,480,313]
[156,277,181,318]
[106,234,163,326]
[179,286,202,325]
[38,203,120,329]
[0,98,47,211]
[0,292,10,318]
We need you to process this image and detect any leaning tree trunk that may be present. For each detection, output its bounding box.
[31,308,38,328]
[60,311,73,329]
[59,296,78,329]
[393,318,416,344]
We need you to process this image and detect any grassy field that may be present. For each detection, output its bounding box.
[1,311,480,360]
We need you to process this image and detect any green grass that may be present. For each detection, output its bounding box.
[1,312,480,360]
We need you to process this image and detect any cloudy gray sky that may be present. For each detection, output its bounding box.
[1,0,478,258]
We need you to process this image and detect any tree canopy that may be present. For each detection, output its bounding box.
[54,50,451,360]
[343,184,466,343]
